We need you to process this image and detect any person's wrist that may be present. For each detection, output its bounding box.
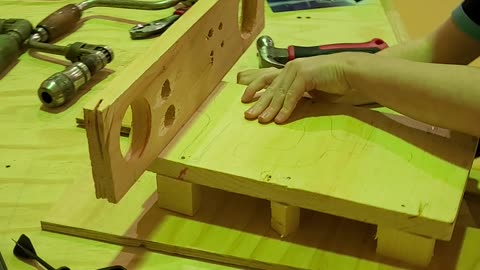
[340,52,371,93]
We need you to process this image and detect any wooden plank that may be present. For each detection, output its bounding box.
[83,0,265,203]
[148,81,476,241]
[41,169,480,270]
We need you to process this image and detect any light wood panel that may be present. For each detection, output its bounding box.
[41,169,480,270]
[148,81,476,242]
[83,0,265,203]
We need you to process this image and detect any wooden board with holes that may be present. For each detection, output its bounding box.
[41,167,480,270]
[83,0,264,203]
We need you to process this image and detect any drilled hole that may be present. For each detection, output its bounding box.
[207,28,214,39]
[164,105,175,128]
[119,99,151,160]
[210,50,214,56]
[218,22,223,30]
[161,79,171,99]
[220,40,224,47]
[120,105,133,158]
[115,97,152,161]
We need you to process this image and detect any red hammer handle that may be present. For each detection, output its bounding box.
[287,38,388,61]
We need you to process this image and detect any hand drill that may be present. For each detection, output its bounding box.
[0,19,32,74]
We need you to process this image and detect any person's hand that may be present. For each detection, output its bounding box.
[237,67,281,86]
[239,53,353,124]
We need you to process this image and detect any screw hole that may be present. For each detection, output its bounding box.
[164,105,175,128]
[297,16,302,19]
[306,16,311,19]
[220,40,224,47]
[207,28,214,39]
[181,156,186,160]
[401,204,406,207]
[218,22,223,30]
[210,50,214,56]
[5,165,10,168]
[161,79,171,99]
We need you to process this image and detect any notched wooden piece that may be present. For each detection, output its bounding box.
[83,0,265,203]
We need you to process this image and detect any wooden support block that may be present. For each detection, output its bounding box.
[156,174,201,216]
[376,226,435,267]
[270,201,300,237]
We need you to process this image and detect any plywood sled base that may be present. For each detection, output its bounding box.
[41,173,478,270]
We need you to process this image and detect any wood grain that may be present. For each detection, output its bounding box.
[41,169,480,270]
[83,0,265,203]
[0,1,239,269]
[149,81,476,242]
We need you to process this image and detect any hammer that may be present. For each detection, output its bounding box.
[256,35,389,68]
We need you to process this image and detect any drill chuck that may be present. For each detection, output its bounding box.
[38,62,91,107]
[37,45,111,108]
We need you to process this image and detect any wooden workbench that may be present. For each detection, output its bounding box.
[0,1,239,269]
[2,1,480,270]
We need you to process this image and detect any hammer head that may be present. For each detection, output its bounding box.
[256,35,284,69]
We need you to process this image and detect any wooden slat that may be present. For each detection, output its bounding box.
[83,0,265,203]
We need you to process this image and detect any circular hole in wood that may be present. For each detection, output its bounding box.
[120,105,133,158]
[218,22,223,30]
[161,79,171,99]
[119,98,151,160]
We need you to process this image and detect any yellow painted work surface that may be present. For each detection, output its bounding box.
[42,169,480,270]
[0,1,237,269]
[2,1,479,270]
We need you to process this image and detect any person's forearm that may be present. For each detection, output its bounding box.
[377,38,434,62]
[378,18,480,65]
[344,52,480,137]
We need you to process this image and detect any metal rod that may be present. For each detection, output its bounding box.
[27,38,67,56]
[77,0,182,11]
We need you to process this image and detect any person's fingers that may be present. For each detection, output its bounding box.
[241,69,281,103]
[257,67,298,123]
[274,75,306,124]
[244,91,274,119]
[241,77,269,103]
[237,68,279,85]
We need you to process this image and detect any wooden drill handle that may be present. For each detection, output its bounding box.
[37,4,82,41]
